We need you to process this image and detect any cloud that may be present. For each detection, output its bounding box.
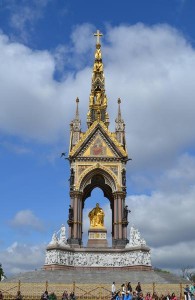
[0,242,45,275]
[152,241,195,270]
[0,140,32,155]
[1,23,195,273]
[10,210,44,231]
[4,0,51,43]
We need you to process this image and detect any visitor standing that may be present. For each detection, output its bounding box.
[112,282,116,296]
[135,283,142,294]
[127,282,132,293]
[121,284,126,300]
[184,285,192,300]
[190,283,195,300]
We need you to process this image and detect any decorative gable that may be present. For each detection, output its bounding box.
[69,121,128,159]
[82,132,116,158]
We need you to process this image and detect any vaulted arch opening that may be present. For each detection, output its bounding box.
[82,187,112,247]
[79,168,116,244]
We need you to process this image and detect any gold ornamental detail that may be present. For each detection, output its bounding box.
[75,163,120,191]
[69,120,127,158]
[88,203,105,229]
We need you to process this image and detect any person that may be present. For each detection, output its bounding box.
[0,291,4,300]
[137,293,144,300]
[41,291,49,300]
[152,292,159,300]
[69,291,76,300]
[116,291,123,300]
[135,282,142,294]
[127,282,132,293]
[121,284,126,300]
[112,282,116,296]
[145,293,152,300]
[132,291,137,300]
[62,290,69,300]
[15,291,23,300]
[170,293,177,300]
[184,285,192,300]
[190,283,195,300]
[49,292,57,300]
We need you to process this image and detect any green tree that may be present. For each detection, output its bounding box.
[0,263,6,281]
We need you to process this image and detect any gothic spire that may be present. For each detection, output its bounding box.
[75,97,80,121]
[70,97,81,149]
[115,98,126,147]
[87,30,109,128]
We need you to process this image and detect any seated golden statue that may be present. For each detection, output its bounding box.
[88,203,105,228]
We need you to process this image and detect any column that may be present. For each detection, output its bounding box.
[113,195,118,240]
[118,195,123,239]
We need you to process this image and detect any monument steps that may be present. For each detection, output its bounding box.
[4,269,188,284]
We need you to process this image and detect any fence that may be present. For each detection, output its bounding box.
[0,282,186,300]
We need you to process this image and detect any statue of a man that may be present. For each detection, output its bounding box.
[69,168,74,189]
[68,205,73,221]
[88,203,104,228]
[123,205,131,221]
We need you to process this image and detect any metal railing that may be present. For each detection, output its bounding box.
[0,281,186,300]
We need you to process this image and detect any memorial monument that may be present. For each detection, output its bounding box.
[44,30,151,270]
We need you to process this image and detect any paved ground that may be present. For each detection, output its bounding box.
[4,269,188,284]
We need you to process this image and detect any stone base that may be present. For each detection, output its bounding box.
[87,227,108,248]
[67,238,82,248]
[112,238,129,249]
[44,244,151,269]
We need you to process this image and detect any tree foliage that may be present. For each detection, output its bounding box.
[0,263,6,281]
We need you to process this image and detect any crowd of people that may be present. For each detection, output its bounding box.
[111,282,195,300]
[41,290,76,300]
[0,290,76,300]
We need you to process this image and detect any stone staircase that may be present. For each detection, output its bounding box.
[5,269,188,284]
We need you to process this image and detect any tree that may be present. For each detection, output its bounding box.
[181,266,195,281]
[0,263,6,281]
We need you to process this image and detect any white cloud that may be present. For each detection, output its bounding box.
[10,210,44,231]
[1,23,195,273]
[4,0,51,43]
[0,140,32,154]
[0,242,45,275]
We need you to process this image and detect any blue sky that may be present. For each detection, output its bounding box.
[0,0,195,276]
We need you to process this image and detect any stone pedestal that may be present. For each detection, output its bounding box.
[44,244,152,269]
[87,227,108,248]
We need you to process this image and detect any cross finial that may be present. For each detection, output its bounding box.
[94,30,103,45]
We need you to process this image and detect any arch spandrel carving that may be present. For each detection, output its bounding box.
[76,164,120,194]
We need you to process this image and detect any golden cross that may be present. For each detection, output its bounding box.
[94,30,103,44]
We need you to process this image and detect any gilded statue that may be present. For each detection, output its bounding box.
[88,203,105,228]
[89,93,94,106]
[102,94,107,106]
[96,91,102,105]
